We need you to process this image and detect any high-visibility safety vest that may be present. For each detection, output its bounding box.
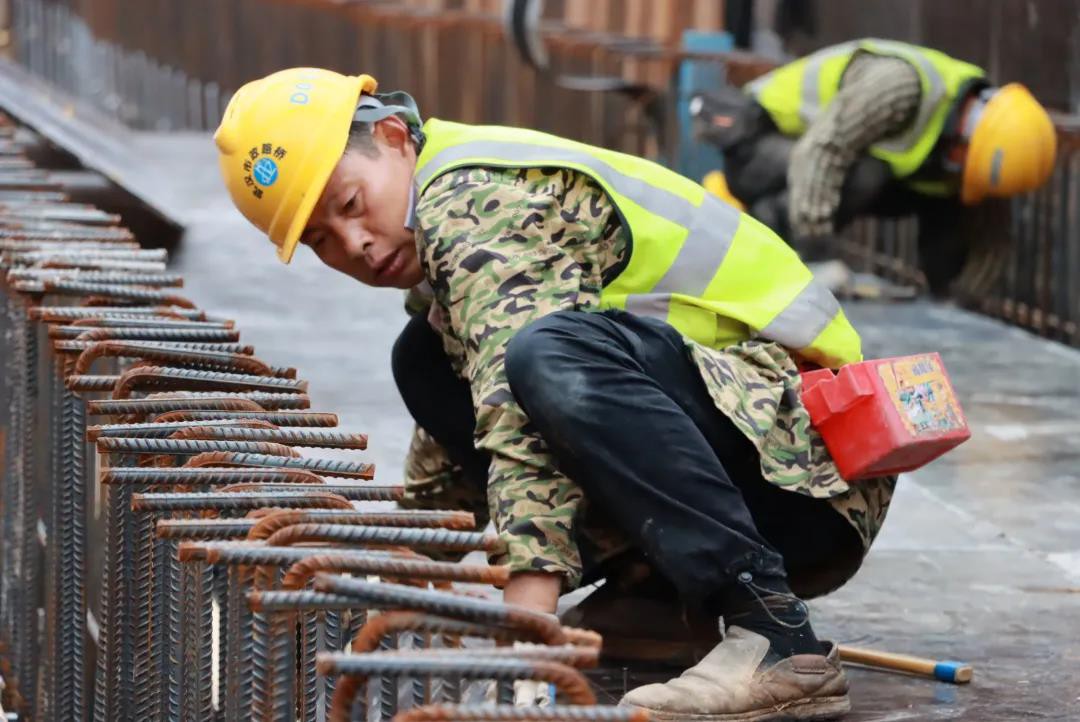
[414,119,862,369]
[746,39,986,180]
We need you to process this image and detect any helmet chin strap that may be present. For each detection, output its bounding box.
[353,92,426,149]
[946,87,997,173]
[960,87,997,142]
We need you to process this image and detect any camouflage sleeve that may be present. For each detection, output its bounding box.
[787,54,921,240]
[399,424,488,528]
[415,167,604,588]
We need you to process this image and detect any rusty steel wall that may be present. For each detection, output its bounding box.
[9,0,701,157]
[963,119,1080,346]
[778,0,1080,115]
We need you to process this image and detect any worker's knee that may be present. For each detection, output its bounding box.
[507,312,581,385]
[506,311,611,418]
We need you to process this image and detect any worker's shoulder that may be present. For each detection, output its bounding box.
[415,164,605,229]
[417,163,597,202]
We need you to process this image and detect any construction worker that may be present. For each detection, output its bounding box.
[695,38,1056,295]
[215,67,897,719]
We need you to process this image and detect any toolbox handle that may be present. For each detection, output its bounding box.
[800,365,874,422]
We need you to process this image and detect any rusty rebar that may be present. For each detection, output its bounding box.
[180,542,399,566]
[88,418,278,441]
[349,612,543,654]
[51,326,241,342]
[2,242,137,258]
[68,316,232,329]
[282,555,509,591]
[30,305,204,321]
[36,259,168,273]
[96,437,304,458]
[55,339,251,354]
[374,646,599,667]
[222,483,404,502]
[36,258,168,273]
[156,519,259,540]
[66,373,122,391]
[225,564,256,722]
[103,466,324,485]
[183,451,374,478]
[8,269,183,285]
[145,390,311,407]
[150,409,338,426]
[181,559,215,721]
[3,249,153,266]
[0,225,134,241]
[87,396,268,416]
[11,314,40,716]
[241,588,364,720]
[130,506,162,722]
[74,341,281,376]
[168,425,367,449]
[300,607,320,722]
[52,377,86,720]
[130,491,354,513]
[321,654,596,722]
[265,525,495,553]
[247,509,476,541]
[311,577,563,644]
[37,279,196,307]
[247,590,371,613]
[109,365,307,399]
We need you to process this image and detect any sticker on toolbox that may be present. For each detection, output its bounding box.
[878,355,965,436]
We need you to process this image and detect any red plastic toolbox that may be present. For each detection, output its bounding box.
[800,353,971,480]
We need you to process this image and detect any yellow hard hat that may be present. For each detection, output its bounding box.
[961,83,1056,205]
[214,68,378,262]
[702,170,746,211]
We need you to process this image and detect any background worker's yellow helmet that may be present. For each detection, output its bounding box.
[961,83,1056,205]
[702,171,746,211]
[214,68,377,263]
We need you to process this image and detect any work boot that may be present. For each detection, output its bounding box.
[620,626,850,721]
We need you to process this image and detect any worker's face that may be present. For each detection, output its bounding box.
[300,118,423,289]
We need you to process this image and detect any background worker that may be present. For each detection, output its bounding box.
[695,38,1056,295]
[215,67,897,720]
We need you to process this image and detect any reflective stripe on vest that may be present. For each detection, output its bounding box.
[414,120,861,366]
[746,41,857,131]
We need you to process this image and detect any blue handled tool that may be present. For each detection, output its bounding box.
[838,645,973,684]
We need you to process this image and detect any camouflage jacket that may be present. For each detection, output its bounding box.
[404,165,895,588]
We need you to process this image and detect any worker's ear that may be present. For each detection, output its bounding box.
[372,116,413,155]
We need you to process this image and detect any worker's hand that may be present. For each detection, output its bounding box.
[787,138,841,243]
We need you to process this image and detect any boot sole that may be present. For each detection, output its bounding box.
[620,695,852,722]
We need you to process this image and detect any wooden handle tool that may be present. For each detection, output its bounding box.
[838,645,973,684]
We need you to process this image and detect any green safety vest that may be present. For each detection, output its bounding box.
[746,39,985,183]
[414,119,862,368]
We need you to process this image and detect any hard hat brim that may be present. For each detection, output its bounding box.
[274,74,376,264]
[960,83,1055,205]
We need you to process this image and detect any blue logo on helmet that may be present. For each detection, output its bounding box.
[252,157,279,187]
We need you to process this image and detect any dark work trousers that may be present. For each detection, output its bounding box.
[701,92,972,295]
[392,310,863,605]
